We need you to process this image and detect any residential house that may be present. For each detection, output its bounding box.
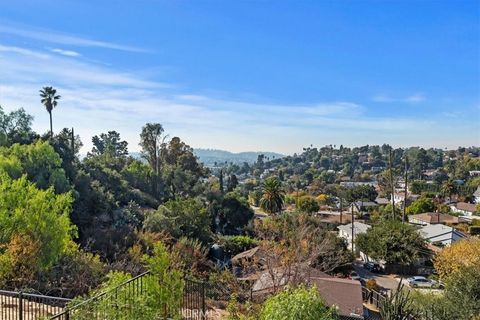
[469,170,480,177]
[337,222,371,254]
[418,224,466,246]
[375,197,390,205]
[340,181,378,188]
[370,166,384,173]
[349,201,378,213]
[310,277,364,318]
[408,212,459,226]
[391,192,420,207]
[450,202,477,216]
[231,246,269,277]
[474,186,480,204]
[251,266,365,319]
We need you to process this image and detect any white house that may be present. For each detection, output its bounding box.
[474,186,480,204]
[391,192,420,207]
[450,202,477,216]
[337,222,370,254]
[469,170,480,177]
[418,224,466,246]
[340,181,377,188]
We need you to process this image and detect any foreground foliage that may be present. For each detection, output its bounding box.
[259,286,336,320]
[0,174,75,286]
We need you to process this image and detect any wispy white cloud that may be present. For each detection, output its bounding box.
[0,44,475,154]
[0,23,147,53]
[50,48,81,57]
[0,44,50,59]
[373,93,426,103]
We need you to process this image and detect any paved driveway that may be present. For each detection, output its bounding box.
[353,261,405,292]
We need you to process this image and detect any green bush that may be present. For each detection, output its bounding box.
[0,174,75,285]
[297,195,320,213]
[219,235,259,256]
[259,286,336,320]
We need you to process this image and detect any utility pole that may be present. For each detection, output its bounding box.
[403,156,408,223]
[389,149,396,220]
[339,197,343,224]
[351,205,355,254]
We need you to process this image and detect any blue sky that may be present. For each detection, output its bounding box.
[0,0,478,154]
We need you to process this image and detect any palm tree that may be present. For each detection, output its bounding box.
[39,86,61,137]
[442,179,457,203]
[260,176,285,214]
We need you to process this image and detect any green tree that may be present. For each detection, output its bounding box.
[226,174,239,192]
[139,123,165,175]
[49,128,83,181]
[260,176,285,214]
[406,197,435,215]
[39,86,60,137]
[144,197,212,243]
[356,220,426,264]
[297,195,320,214]
[0,106,35,146]
[219,192,254,234]
[0,174,75,284]
[91,131,128,157]
[348,185,378,202]
[441,179,457,202]
[139,123,165,197]
[161,137,205,199]
[0,140,70,193]
[259,286,336,320]
[248,189,263,206]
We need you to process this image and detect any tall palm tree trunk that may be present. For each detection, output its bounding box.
[49,111,53,138]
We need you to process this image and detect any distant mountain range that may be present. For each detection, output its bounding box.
[193,149,285,167]
[84,149,284,167]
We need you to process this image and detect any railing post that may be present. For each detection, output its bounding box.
[18,291,23,320]
[201,282,206,320]
[65,307,70,320]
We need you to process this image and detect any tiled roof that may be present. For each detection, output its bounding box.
[409,212,459,224]
[456,202,477,213]
[310,277,364,317]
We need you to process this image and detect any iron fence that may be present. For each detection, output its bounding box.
[0,289,71,320]
[49,271,152,320]
[362,287,386,311]
[46,273,211,320]
[182,278,206,320]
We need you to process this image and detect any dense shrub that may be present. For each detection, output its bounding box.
[38,244,105,298]
[219,235,259,256]
[0,174,75,286]
[297,195,320,213]
[259,286,336,320]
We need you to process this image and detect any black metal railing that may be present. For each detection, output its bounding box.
[182,278,206,320]
[0,289,71,320]
[47,272,212,320]
[362,287,386,310]
[49,271,151,320]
